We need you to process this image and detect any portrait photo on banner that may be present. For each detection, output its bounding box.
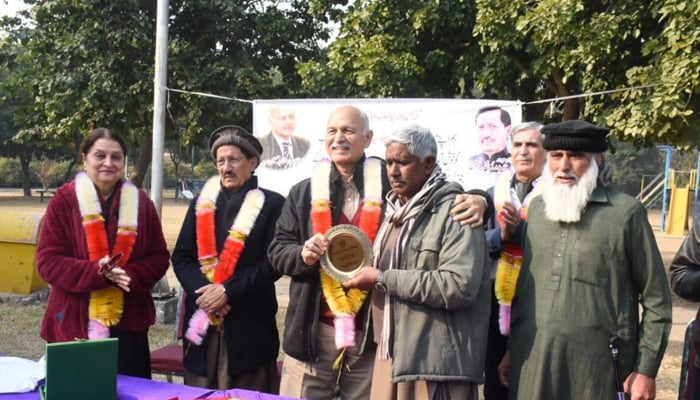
[252,98,521,196]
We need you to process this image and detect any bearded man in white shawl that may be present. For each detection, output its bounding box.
[343,124,490,400]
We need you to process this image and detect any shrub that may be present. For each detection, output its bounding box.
[0,158,25,187]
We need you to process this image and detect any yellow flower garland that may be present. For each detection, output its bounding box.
[76,172,138,338]
[312,158,383,332]
[493,172,541,335]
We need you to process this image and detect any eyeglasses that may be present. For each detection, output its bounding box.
[216,156,246,167]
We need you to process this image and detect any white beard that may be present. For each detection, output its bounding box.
[542,158,599,223]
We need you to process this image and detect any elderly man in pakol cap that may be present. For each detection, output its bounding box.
[499,120,672,400]
[172,125,285,391]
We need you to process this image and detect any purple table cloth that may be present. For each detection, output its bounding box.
[0,374,299,400]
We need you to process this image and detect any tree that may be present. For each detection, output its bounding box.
[606,139,663,196]
[606,0,700,149]
[0,13,47,196]
[32,158,61,190]
[163,0,327,158]
[0,99,35,196]
[300,0,699,149]
[3,0,325,187]
[6,0,158,186]
[299,0,483,98]
[473,1,663,122]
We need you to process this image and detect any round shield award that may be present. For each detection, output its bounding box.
[319,224,374,282]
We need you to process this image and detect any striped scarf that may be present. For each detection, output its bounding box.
[373,164,446,360]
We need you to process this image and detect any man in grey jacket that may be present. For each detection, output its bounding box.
[343,124,490,399]
[269,107,492,400]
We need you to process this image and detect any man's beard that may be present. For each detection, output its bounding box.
[541,158,599,223]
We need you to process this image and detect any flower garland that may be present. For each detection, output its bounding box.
[312,158,383,351]
[76,172,138,339]
[493,172,541,335]
[185,176,265,345]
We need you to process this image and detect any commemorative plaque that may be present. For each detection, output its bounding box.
[319,224,373,282]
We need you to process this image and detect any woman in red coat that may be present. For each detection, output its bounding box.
[36,127,170,378]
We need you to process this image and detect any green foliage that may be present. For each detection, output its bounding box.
[4,0,698,158]
[302,0,699,149]
[0,13,47,167]
[606,140,664,195]
[670,150,700,171]
[605,0,700,149]
[0,157,24,187]
[474,0,660,120]
[299,0,480,97]
[1,0,325,187]
[166,0,326,140]
[0,157,75,188]
[193,161,217,179]
[10,1,154,145]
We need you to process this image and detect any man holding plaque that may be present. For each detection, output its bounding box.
[343,124,490,399]
[268,106,492,400]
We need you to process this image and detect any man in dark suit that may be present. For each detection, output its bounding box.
[467,106,512,173]
[258,107,311,169]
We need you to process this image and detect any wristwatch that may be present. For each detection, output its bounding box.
[374,272,387,292]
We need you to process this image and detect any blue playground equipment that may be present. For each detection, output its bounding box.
[656,146,700,234]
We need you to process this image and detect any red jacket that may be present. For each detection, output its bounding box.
[36,179,170,342]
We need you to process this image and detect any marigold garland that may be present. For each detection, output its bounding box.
[493,172,541,335]
[76,172,138,339]
[185,176,265,345]
[312,158,383,354]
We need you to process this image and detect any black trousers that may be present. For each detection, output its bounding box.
[484,282,509,400]
[110,327,152,379]
[691,364,700,400]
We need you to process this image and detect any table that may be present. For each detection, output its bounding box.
[34,189,55,203]
[0,374,298,400]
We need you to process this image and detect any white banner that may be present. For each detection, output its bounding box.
[252,98,521,196]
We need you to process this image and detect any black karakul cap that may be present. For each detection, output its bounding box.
[541,120,610,153]
[209,125,263,159]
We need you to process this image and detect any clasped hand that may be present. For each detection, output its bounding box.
[98,255,131,292]
[195,283,230,317]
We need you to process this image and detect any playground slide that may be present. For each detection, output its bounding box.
[666,186,690,235]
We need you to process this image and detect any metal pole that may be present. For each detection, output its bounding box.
[150,0,169,217]
[694,151,700,222]
[191,144,195,177]
[661,146,672,232]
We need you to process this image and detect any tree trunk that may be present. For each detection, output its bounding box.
[546,67,581,121]
[562,98,580,121]
[63,138,83,183]
[524,103,551,121]
[20,154,31,197]
[61,159,78,184]
[130,133,153,188]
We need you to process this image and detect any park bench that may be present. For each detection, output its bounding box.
[176,179,205,202]
[35,188,56,203]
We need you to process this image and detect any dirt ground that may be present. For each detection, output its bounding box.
[0,189,694,398]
